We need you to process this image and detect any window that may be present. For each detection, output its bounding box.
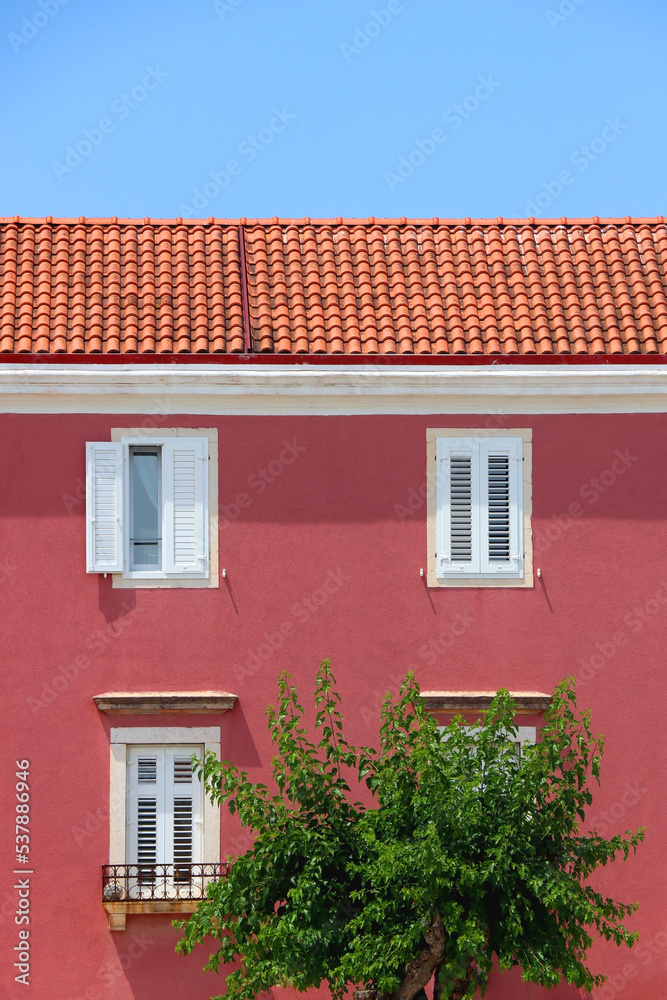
[426,429,532,587]
[510,727,537,756]
[437,726,537,784]
[109,727,220,870]
[85,429,218,586]
[438,725,535,748]
[127,745,203,886]
[104,725,221,929]
[129,447,161,569]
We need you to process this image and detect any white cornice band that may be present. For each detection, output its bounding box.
[0,363,665,414]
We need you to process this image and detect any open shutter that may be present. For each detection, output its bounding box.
[86,442,124,573]
[479,438,523,575]
[436,438,481,575]
[162,439,208,576]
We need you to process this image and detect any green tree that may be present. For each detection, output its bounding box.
[177,661,644,1000]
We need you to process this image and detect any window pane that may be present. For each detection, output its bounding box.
[133,542,159,566]
[131,448,160,567]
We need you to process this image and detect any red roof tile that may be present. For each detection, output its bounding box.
[1,217,667,356]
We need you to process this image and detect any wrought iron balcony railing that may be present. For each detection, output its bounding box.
[102,863,229,902]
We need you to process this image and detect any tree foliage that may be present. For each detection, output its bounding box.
[177,661,644,1000]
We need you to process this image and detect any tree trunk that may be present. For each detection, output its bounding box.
[447,961,476,1000]
[433,960,444,1000]
[432,956,476,1000]
[384,910,446,1000]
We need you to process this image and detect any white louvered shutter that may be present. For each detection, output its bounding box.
[127,748,166,879]
[166,748,203,880]
[161,439,209,576]
[479,438,523,576]
[436,438,481,576]
[126,746,203,880]
[86,442,124,573]
[436,437,523,578]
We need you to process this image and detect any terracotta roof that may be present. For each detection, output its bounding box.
[1,217,667,356]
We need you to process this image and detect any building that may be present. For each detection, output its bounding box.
[1,216,664,999]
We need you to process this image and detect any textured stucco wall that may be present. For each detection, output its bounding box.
[0,412,663,1000]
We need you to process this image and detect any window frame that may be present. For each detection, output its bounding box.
[426,428,533,588]
[109,726,221,870]
[110,427,218,589]
[118,434,208,582]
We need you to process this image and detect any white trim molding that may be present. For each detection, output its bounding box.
[1,363,667,414]
[426,428,533,588]
[108,427,219,589]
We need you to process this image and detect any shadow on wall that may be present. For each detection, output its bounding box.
[1,414,665,523]
[105,914,257,1000]
[482,964,584,1000]
[98,573,137,623]
[106,923,590,1000]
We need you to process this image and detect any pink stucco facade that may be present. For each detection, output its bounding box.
[1,404,664,1000]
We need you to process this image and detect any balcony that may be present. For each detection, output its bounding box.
[102,863,228,931]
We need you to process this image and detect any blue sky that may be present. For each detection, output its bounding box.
[0,0,665,220]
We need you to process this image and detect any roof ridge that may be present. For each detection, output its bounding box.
[0,216,665,227]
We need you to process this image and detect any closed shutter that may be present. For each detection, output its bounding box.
[126,746,203,875]
[436,438,480,576]
[436,437,523,578]
[169,752,198,882]
[127,749,166,879]
[479,438,523,575]
[86,442,124,573]
[161,439,209,576]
